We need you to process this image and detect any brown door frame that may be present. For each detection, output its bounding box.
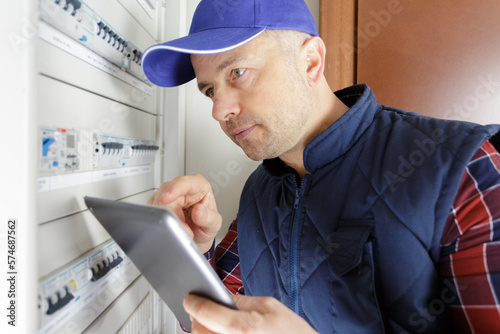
[319,0,357,91]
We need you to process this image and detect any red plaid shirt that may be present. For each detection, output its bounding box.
[207,140,500,332]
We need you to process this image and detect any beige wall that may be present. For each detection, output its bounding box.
[305,0,319,28]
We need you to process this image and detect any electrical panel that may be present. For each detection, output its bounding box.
[11,0,186,333]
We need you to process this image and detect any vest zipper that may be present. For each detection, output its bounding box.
[290,176,307,315]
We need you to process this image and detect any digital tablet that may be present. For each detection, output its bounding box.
[84,196,238,331]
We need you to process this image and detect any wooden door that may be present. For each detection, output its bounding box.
[321,0,500,125]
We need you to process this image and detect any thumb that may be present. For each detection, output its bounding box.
[184,295,264,333]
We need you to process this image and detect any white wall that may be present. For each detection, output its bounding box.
[184,0,319,238]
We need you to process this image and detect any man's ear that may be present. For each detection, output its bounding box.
[300,36,326,86]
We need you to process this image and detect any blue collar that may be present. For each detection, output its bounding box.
[263,84,381,176]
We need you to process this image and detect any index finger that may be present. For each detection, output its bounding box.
[148,174,213,207]
[160,174,212,206]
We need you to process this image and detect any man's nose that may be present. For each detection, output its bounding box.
[211,89,241,122]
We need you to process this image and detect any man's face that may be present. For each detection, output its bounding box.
[191,33,314,161]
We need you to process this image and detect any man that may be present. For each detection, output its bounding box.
[142,0,500,333]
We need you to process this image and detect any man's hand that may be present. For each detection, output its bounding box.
[183,294,319,334]
[148,174,222,253]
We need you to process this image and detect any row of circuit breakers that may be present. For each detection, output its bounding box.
[39,0,158,175]
[40,0,147,80]
[38,241,138,333]
[41,242,124,316]
[40,127,158,173]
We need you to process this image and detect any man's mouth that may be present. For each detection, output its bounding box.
[231,125,256,141]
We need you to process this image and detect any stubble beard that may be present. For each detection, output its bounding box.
[235,95,312,162]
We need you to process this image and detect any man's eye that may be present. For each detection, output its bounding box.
[205,88,214,98]
[232,68,246,79]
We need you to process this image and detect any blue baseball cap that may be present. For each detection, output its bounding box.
[141,0,319,87]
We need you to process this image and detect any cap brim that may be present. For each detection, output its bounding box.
[142,27,266,87]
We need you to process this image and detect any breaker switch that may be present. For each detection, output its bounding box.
[97,21,105,36]
[107,30,114,44]
[111,32,118,47]
[108,252,123,269]
[102,25,110,40]
[45,286,74,315]
[68,0,82,16]
[101,142,123,155]
[90,261,110,282]
[112,34,120,48]
[116,37,123,50]
[131,144,159,156]
[132,144,157,151]
[61,0,82,15]
[101,142,123,148]
[132,50,142,64]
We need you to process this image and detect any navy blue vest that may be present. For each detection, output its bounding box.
[237,84,500,333]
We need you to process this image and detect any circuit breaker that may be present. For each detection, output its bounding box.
[39,127,158,174]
